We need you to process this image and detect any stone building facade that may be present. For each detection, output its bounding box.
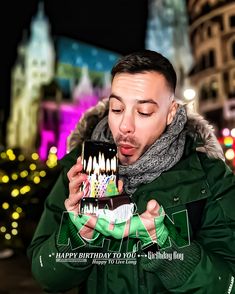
[187,0,235,130]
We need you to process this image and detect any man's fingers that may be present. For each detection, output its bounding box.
[77,156,82,163]
[79,226,96,239]
[69,174,87,194]
[65,157,88,215]
[65,190,84,209]
[79,214,98,229]
[67,161,83,181]
[118,180,124,194]
[146,199,160,217]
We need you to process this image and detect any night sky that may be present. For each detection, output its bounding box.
[0,0,148,133]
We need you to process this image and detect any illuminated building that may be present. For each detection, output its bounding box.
[146,0,194,98]
[6,3,120,160]
[187,0,235,130]
[39,37,120,160]
[7,2,55,153]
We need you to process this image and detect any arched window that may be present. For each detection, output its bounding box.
[233,71,235,88]
[232,41,235,59]
[230,15,235,28]
[200,85,209,101]
[207,26,212,37]
[210,80,218,99]
[208,50,215,67]
[201,54,207,70]
[229,71,235,98]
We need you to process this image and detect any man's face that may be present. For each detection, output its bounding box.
[108,72,177,165]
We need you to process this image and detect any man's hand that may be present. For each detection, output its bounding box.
[64,156,94,239]
[77,199,168,247]
[64,156,87,216]
[138,200,161,242]
[64,157,123,240]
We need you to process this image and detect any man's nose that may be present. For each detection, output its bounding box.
[119,113,135,134]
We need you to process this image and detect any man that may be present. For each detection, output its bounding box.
[28,50,235,293]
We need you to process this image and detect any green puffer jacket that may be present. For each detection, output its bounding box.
[27,101,235,294]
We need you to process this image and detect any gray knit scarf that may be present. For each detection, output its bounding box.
[91,106,187,195]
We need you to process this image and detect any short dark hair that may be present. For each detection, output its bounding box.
[111,49,177,93]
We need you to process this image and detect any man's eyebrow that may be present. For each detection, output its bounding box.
[109,94,122,101]
[137,99,158,106]
[109,95,158,106]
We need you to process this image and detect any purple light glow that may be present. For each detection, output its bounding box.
[222,128,230,137]
[39,95,99,160]
[39,130,55,161]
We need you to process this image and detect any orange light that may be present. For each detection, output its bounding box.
[224,136,233,147]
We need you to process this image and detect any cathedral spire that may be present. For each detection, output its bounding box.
[37,1,45,20]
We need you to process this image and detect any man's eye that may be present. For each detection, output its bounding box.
[111,109,122,113]
[138,112,152,117]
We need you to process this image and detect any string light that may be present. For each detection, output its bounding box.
[49,146,57,154]
[18,154,25,161]
[2,202,9,210]
[31,153,39,160]
[11,229,18,235]
[0,226,6,233]
[11,189,20,197]
[225,149,235,161]
[20,170,28,178]
[33,176,40,184]
[0,152,7,159]
[39,170,46,177]
[16,207,22,213]
[20,185,31,194]
[29,163,37,170]
[6,149,16,161]
[6,149,14,156]
[5,234,11,240]
[12,212,20,220]
[11,222,18,228]
[2,175,9,183]
[46,153,58,168]
[0,146,60,244]
[11,173,18,180]
[9,154,16,161]
[231,128,235,138]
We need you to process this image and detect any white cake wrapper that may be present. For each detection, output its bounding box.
[96,203,135,224]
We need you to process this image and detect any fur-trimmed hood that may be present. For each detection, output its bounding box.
[67,99,225,161]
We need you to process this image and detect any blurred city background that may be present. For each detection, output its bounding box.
[0,0,235,293]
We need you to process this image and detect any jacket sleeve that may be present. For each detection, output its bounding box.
[141,154,235,293]
[27,168,94,293]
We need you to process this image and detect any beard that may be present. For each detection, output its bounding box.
[115,134,140,147]
[114,134,152,165]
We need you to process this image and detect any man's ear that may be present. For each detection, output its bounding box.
[166,100,178,125]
